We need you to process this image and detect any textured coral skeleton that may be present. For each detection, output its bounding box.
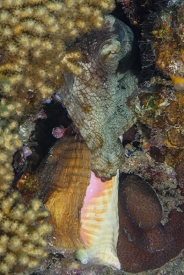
[0,182,52,275]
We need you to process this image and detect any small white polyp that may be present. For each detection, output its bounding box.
[75,249,89,265]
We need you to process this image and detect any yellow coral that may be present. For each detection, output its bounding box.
[0,99,24,184]
[0,183,52,275]
[0,0,115,100]
[170,74,184,91]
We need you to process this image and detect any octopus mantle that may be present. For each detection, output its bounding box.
[57,15,137,178]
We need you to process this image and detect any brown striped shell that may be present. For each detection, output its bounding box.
[34,133,120,269]
[37,135,91,250]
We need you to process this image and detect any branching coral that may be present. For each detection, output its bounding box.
[0,98,24,185]
[0,182,52,275]
[0,0,115,99]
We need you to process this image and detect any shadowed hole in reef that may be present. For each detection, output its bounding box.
[13,100,72,177]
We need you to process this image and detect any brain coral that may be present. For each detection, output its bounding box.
[118,174,184,273]
[120,174,162,229]
[57,15,137,178]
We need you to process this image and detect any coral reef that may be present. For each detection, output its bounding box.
[120,57,184,271]
[6,0,184,274]
[152,0,184,88]
[0,0,115,99]
[0,3,119,272]
[117,0,152,25]
[0,98,23,185]
[117,174,184,273]
[128,81,184,170]
[57,15,137,178]
[0,0,115,186]
[0,182,52,275]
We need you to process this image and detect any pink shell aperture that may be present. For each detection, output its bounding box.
[76,171,120,270]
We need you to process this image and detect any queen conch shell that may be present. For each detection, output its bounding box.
[76,171,120,269]
[38,134,120,269]
[38,135,90,250]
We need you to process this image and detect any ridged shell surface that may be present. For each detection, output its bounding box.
[76,171,121,270]
[38,134,120,269]
[39,135,91,250]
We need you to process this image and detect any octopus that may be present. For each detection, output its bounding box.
[57,15,138,179]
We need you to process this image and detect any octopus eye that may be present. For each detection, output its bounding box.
[100,39,121,61]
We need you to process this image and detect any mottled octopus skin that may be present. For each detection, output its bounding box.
[118,174,184,273]
[57,15,137,178]
[37,133,120,269]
